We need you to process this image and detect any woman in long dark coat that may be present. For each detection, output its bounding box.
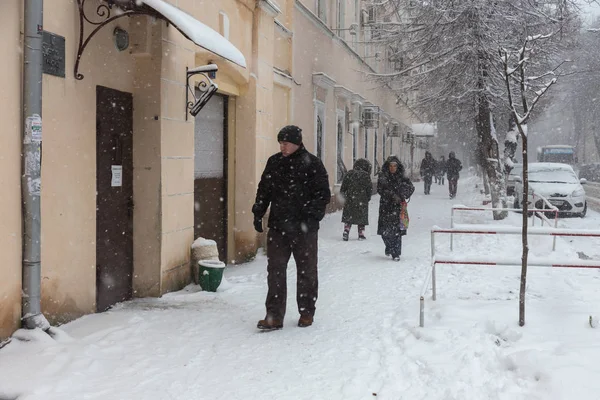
[340,158,372,241]
[377,156,415,261]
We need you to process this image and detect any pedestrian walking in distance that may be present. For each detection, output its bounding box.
[340,158,372,241]
[252,125,331,330]
[446,151,462,199]
[419,151,436,195]
[377,156,415,261]
[435,155,446,185]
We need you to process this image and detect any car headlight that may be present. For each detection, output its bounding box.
[572,188,585,197]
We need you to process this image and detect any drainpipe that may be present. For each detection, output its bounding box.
[21,0,50,331]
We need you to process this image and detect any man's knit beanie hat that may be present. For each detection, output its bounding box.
[277,125,303,145]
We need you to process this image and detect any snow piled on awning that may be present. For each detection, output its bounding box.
[141,0,247,68]
[411,122,437,137]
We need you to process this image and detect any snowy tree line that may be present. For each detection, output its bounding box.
[365,0,594,218]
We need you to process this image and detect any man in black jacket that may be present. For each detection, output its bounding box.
[252,125,331,330]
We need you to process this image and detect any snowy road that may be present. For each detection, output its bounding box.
[584,181,600,212]
[2,176,600,400]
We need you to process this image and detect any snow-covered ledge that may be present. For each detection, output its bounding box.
[334,85,354,100]
[259,0,282,17]
[351,93,365,106]
[313,72,336,89]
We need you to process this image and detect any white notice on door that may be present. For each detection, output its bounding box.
[111,165,123,187]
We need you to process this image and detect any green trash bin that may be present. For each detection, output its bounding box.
[198,260,226,292]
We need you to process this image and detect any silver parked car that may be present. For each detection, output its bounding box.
[513,163,587,217]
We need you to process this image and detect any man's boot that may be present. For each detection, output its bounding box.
[298,315,314,328]
[257,316,283,330]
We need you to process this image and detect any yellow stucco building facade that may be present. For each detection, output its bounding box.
[0,0,417,340]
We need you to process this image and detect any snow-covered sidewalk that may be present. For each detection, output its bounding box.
[2,176,600,400]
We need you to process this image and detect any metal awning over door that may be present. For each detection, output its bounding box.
[75,0,246,80]
[140,0,246,68]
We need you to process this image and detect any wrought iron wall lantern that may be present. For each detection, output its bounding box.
[75,0,161,80]
[186,65,219,119]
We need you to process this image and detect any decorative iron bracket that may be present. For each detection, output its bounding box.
[75,0,158,80]
[186,65,219,120]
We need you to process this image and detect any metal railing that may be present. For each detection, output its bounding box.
[450,201,559,251]
[419,225,600,327]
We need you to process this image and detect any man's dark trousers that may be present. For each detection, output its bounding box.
[265,228,318,321]
[448,177,458,197]
[423,175,432,194]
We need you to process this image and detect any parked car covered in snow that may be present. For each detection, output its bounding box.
[513,163,587,217]
[506,163,522,196]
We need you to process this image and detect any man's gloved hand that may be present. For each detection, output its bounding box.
[254,216,263,233]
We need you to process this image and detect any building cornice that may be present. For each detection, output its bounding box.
[312,72,336,89]
[334,85,354,99]
[275,19,293,38]
[351,93,365,105]
[258,0,282,17]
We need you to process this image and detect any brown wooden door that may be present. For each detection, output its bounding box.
[96,86,133,312]
[194,94,228,260]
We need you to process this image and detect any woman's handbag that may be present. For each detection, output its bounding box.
[399,200,409,233]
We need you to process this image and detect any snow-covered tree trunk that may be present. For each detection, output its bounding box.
[518,126,529,327]
[503,115,519,175]
[476,82,507,219]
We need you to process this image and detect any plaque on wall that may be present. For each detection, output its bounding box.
[42,31,65,78]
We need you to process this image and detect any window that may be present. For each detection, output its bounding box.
[336,118,345,184]
[219,11,230,40]
[383,128,387,159]
[374,129,378,175]
[317,116,323,159]
[317,0,327,22]
[352,125,358,163]
[336,0,346,38]
[315,101,325,160]
[364,129,368,158]
[364,27,371,59]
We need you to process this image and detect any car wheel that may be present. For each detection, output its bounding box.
[579,202,587,218]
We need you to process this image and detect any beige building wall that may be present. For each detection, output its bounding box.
[131,16,163,298]
[40,3,137,323]
[0,0,264,339]
[232,2,283,263]
[1,0,419,339]
[158,22,196,294]
[0,0,23,339]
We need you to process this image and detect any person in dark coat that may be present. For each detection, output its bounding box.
[340,158,372,241]
[419,151,436,195]
[377,156,415,261]
[435,155,446,185]
[446,151,462,199]
[252,125,331,330]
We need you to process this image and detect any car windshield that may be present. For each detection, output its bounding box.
[529,168,578,184]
